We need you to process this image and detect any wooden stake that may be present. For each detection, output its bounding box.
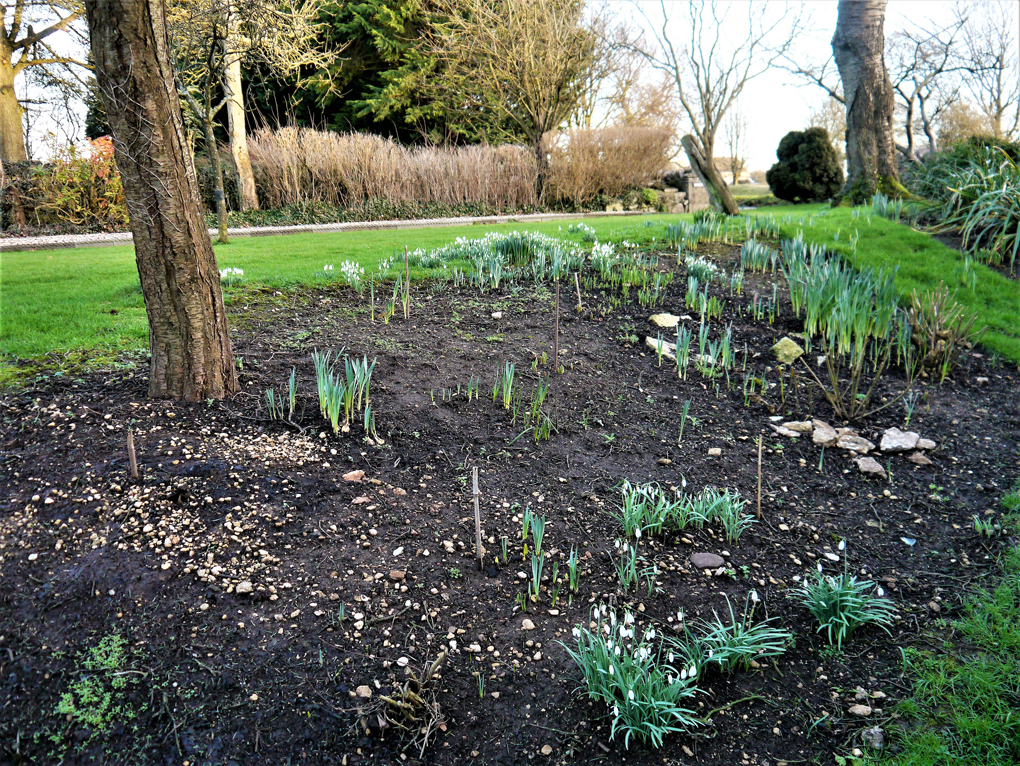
[573,272,582,311]
[554,279,560,371]
[127,428,139,481]
[472,467,483,570]
[756,434,763,520]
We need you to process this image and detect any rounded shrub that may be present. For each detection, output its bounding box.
[766,127,844,202]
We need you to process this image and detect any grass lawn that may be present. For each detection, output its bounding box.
[2,204,1017,367]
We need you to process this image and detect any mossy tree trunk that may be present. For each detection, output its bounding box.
[832,0,901,202]
[85,0,238,401]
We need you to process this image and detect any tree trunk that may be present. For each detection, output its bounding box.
[832,0,900,201]
[0,52,27,162]
[533,137,547,204]
[85,0,238,401]
[680,135,740,216]
[203,115,230,244]
[223,47,258,210]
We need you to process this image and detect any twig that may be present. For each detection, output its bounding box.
[573,271,582,311]
[553,279,560,371]
[473,467,483,570]
[127,428,139,480]
[756,434,763,520]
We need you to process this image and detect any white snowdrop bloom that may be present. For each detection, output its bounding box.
[707,649,714,659]
[610,611,618,626]
[838,539,846,551]
[668,674,674,684]
[634,527,642,540]
[625,613,635,625]
[668,652,675,663]
[608,664,615,676]
[688,664,697,677]
[677,609,685,622]
[615,539,621,549]
[680,668,688,681]
[647,629,656,640]
[601,604,608,617]
[628,689,635,701]
[607,640,614,651]
[750,590,760,604]
[613,705,619,717]
[681,477,688,488]
[619,625,628,638]
[615,646,621,656]
[817,561,823,572]
[572,627,581,638]
[877,586,885,597]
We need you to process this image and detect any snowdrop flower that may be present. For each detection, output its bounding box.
[615,646,621,656]
[628,689,635,701]
[667,674,673,684]
[634,527,642,539]
[647,629,656,640]
[608,664,615,676]
[838,539,846,551]
[677,608,685,622]
[688,664,697,678]
[615,539,621,550]
[817,561,824,573]
[600,604,608,617]
[610,611,618,626]
[707,649,714,659]
[877,586,885,597]
[668,652,675,663]
[607,640,614,651]
[572,627,581,638]
[613,705,619,717]
[750,590,760,604]
[625,613,635,626]
[680,668,688,680]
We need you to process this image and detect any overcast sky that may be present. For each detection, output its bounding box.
[623,0,968,171]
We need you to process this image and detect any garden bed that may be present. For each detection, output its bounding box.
[1,240,1018,765]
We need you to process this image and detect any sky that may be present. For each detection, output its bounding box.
[623,0,968,172]
[22,0,996,170]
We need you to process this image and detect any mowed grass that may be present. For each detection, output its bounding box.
[1,203,1017,367]
[876,481,1020,766]
[0,215,680,361]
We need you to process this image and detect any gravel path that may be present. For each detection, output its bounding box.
[0,210,644,252]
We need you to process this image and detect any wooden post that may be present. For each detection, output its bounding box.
[574,272,582,311]
[127,428,139,481]
[472,467,483,570]
[756,434,763,520]
[554,279,560,371]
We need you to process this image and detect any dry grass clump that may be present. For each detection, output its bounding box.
[248,127,538,209]
[544,125,674,203]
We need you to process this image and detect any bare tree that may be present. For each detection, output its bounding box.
[169,0,332,236]
[84,0,238,401]
[724,105,748,184]
[0,1,89,161]
[809,94,846,162]
[956,0,1020,139]
[832,0,900,200]
[628,0,803,215]
[936,99,992,145]
[888,18,967,160]
[427,0,601,199]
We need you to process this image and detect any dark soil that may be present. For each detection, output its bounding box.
[2,245,1019,766]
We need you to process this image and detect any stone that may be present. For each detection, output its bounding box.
[848,704,872,717]
[690,552,726,569]
[389,570,406,581]
[770,337,804,364]
[770,424,801,438]
[235,580,253,594]
[837,434,875,454]
[649,313,681,329]
[343,470,365,482]
[491,311,503,320]
[907,452,932,466]
[782,421,814,434]
[812,419,839,447]
[396,656,409,667]
[541,745,553,756]
[707,447,722,456]
[880,427,919,452]
[862,726,885,750]
[658,458,672,465]
[521,618,536,631]
[856,457,887,479]
[356,685,372,699]
[916,438,936,450]
[645,335,676,360]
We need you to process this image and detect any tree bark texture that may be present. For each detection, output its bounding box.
[681,135,740,216]
[0,50,27,161]
[85,0,238,401]
[203,114,230,244]
[223,45,258,210]
[832,0,900,200]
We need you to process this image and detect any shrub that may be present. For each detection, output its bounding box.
[543,126,674,204]
[766,127,844,202]
[248,127,538,210]
[30,137,128,229]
